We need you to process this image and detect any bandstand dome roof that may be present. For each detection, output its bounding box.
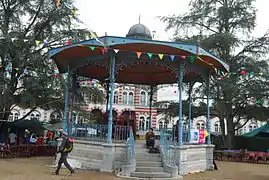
[49,26,229,85]
[126,23,152,40]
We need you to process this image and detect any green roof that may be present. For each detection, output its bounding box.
[242,123,269,137]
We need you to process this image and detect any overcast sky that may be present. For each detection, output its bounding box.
[74,0,269,101]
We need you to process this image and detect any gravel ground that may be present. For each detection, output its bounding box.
[0,158,269,180]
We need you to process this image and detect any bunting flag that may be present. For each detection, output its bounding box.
[216,69,269,80]
[136,52,142,59]
[35,40,41,46]
[147,53,153,59]
[56,0,61,7]
[113,49,119,53]
[89,46,95,51]
[158,54,164,60]
[66,41,72,45]
[170,55,175,61]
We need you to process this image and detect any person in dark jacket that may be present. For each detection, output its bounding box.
[54,131,74,175]
[145,128,155,148]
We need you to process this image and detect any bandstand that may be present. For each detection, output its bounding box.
[49,23,229,178]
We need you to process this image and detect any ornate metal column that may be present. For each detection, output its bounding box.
[177,63,185,146]
[206,74,211,144]
[63,67,71,132]
[149,85,153,129]
[188,91,192,142]
[107,52,116,143]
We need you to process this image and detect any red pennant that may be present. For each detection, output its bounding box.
[136,52,142,59]
[66,41,72,45]
[240,71,246,75]
[101,48,105,54]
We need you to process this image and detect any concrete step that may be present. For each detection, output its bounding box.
[136,166,165,172]
[136,161,163,167]
[136,153,160,157]
[136,156,162,161]
[131,172,171,178]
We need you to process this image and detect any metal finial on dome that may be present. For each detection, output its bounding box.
[139,14,141,24]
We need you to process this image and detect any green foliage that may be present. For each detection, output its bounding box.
[0,0,103,122]
[160,0,269,147]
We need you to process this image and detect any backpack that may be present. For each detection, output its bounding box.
[63,138,74,153]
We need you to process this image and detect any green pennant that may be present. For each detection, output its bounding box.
[89,46,95,50]
[256,99,261,104]
[147,53,153,59]
[189,56,196,63]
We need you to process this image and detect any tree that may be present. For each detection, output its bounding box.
[0,0,104,132]
[160,0,269,147]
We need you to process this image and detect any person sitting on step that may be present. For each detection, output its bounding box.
[145,128,155,149]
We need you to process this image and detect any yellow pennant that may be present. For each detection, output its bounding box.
[204,130,209,137]
[35,40,41,45]
[158,54,164,60]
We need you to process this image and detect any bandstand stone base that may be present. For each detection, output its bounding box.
[56,139,127,172]
[171,144,214,175]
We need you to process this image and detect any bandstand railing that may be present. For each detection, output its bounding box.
[124,127,135,165]
[71,123,130,143]
[159,128,189,166]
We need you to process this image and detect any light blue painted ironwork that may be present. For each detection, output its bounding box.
[188,95,192,142]
[149,85,153,129]
[206,75,211,144]
[177,63,185,146]
[48,36,229,72]
[125,127,135,165]
[160,129,176,166]
[63,67,70,132]
[107,52,116,143]
[68,73,76,136]
[72,123,130,143]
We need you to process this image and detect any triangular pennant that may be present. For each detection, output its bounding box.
[169,55,175,61]
[101,48,105,54]
[204,130,209,137]
[23,68,29,74]
[56,0,60,7]
[43,42,49,47]
[71,9,76,15]
[180,56,186,59]
[158,54,164,60]
[89,46,95,50]
[136,52,142,59]
[35,40,41,46]
[66,41,72,45]
[189,56,196,63]
[147,53,153,59]
[113,49,119,53]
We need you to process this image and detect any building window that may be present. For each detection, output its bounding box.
[214,122,221,132]
[36,114,40,121]
[147,91,151,106]
[14,113,19,120]
[196,121,205,130]
[164,120,168,129]
[8,114,14,121]
[139,117,145,130]
[30,114,35,120]
[113,91,119,104]
[122,91,128,104]
[140,91,146,106]
[146,117,150,130]
[183,122,187,131]
[128,92,134,105]
[159,121,164,129]
[249,124,257,132]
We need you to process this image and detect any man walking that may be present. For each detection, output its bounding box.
[54,131,75,175]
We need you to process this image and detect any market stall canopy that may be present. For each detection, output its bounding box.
[242,123,269,137]
[49,36,229,85]
[8,119,45,133]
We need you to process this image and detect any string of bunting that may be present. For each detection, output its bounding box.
[87,45,199,63]
[0,63,60,79]
[215,69,268,80]
[55,0,104,45]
